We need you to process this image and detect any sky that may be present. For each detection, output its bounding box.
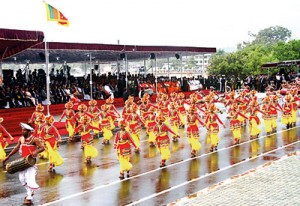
[1,0,300,50]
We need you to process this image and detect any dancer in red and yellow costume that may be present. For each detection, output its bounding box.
[122,96,135,120]
[74,115,101,163]
[32,116,48,159]
[205,104,226,152]
[228,103,248,145]
[158,94,170,125]
[29,104,45,125]
[269,95,282,133]
[100,105,117,144]
[290,88,299,127]
[125,105,145,153]
[246,100,264,139]
[261,96,274,135]
[186,107,205,157]
[88,99,101,138]
[235,91,249,126]
[114,119,138,179]
[58,102,76,142]
[168,102,181,142]
[105,97,121,119]
[40,116,64,171]
[145,107,157,147]
[0,117,14,160]
[176,92,189,127]
[282,94,293,129]
[154,115,178,167]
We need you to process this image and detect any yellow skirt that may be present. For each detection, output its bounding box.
[45,142,64,166]
[188,136,201,151]
[110,120,115,130]
[131,133,140,148]
[210,133,219,146]
[291,110,297,123]
[91,120,101,135]
[232,128,241,140]
[281,115,291,125]
[40,149,49,159]
[148,132,156,143]
[84,144,98,158]
[171,125,178,136]
[67,121,75,137]
[0,145,6,159]
[159,146,171,161]
[103,128,113,141]
[179,114,186,125]
[264,119,272,132]
[250,118,261,136]
[271,118,277,128]
[118,155,132,172]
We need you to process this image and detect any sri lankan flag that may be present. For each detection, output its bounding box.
[45,2,69,26]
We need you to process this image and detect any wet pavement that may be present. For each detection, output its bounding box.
[0,105,300,206]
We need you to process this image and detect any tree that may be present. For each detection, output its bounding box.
[250,26,291,45]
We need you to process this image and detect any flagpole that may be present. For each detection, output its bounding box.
[45,41,50,116]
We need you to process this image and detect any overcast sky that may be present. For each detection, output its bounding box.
[1,0,300,50]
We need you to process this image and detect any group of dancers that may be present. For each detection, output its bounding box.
[1,81,300,180]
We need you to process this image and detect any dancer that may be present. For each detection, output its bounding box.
[3,123,44,205]
[144,106,157,147]
[154,115,178,167]
[168,102,181,142]
[228,103,248,145]
[29,104,45,125]
[125,105,145,152]
[74,115,101,163]
[114,119,138,179]
[88,99,101,138]
[100,105,117,144]
[205,104,226,152]
[58,102,76,142]
[0,117,14,160]
[40,116,64,172]
[282,94,293,129]
[186,107,205,157]
[246,100,264,139]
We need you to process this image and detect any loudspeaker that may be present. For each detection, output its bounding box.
[120,53,126,59]
[175,54,180,60]
[150,53,156,59]
[39,53,45,61]
[94,65,99,70]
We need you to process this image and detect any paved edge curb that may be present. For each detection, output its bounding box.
[168,150,300,206]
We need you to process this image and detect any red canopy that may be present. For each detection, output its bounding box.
[0,28,44,60]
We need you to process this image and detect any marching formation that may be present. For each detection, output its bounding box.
[1,82,300,204]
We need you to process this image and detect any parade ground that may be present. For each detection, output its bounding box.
[1,101,300,205]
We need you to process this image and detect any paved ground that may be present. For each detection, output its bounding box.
[171,152,300,206]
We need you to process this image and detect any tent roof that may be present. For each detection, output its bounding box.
[0,28,44,61]
[3,41,216,64]
[262,59,300,68]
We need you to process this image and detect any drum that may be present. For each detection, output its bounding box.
[6,155,36,174]
[280,89,288,96]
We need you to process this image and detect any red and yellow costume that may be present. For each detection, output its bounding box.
[270,95,282,132]
[58,102,76,141]
[0,117,14,159]
[186,107,205,157]
[176,92,188,126]
[154,115,177,167]
[205,104,225,152]
[125,105,144,152]
[88,99,101,137]
[74,115,100,163]
[100,105,117,144]
[40,116,64,171]
[70,92,80,111]
[261,96,275,134]
[114,119,138,179]
[157,94,170,125]
[228,103,248,144]
[282,95,293,129]
[29,104,45,125]
[246,100,263,138]
[144,107,157,146]
[168,102,181,142]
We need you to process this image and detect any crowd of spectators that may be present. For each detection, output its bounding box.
[0,66,298,109]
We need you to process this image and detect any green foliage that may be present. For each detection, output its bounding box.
[208,26,299,78]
